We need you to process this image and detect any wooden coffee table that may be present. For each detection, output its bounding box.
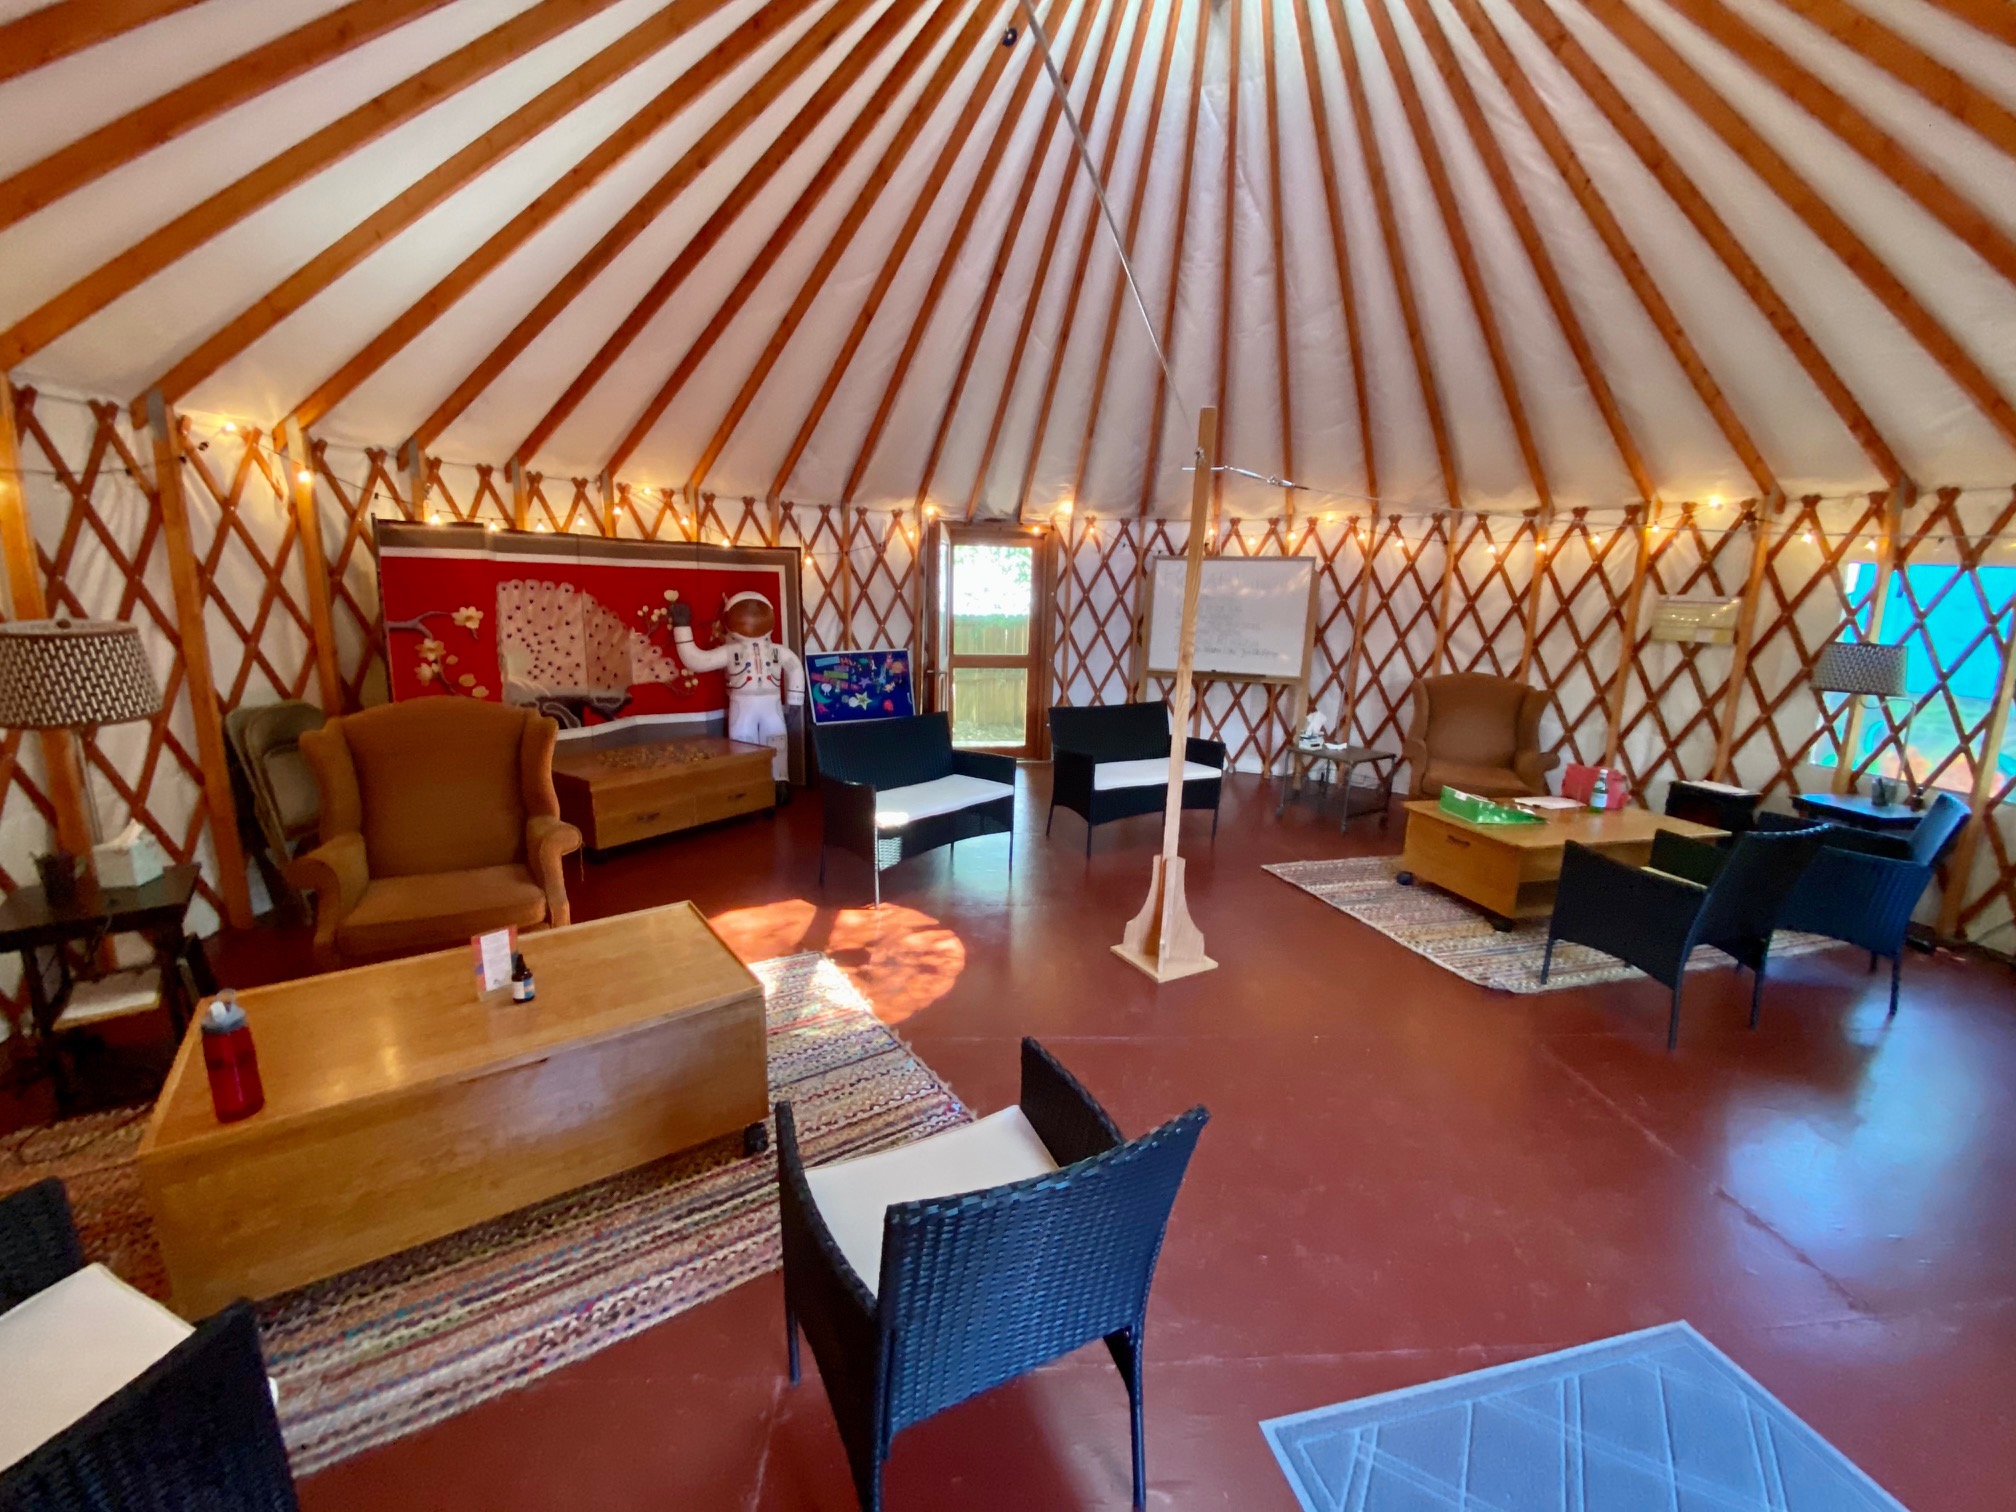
[137,902,767,1318]
[1397,800,1724,927]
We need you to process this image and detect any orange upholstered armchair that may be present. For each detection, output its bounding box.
[1403,673,1559,800]
[291,700,581,969]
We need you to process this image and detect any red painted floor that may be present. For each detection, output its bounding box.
[39,770,2016,1509]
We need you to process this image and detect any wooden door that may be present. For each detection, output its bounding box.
[928,524,1052,759]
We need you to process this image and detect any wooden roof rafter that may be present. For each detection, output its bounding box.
[1288,0,1376,505]
[510,0,927,469]
[1769,0,2016,160]
[1325,0,1464,510]
[1362,0,1555,515]
[1066,0,1187,511]
[1397,0,1671,505]
[282,0,825,436]
[1500,0,1905,485]
[683,0,1000,499]
[1574,0,2016,452]
[893,0,1115,522]
[1133,0,1211,521]
[763,0,1040,502]
[831,0,1081,509]
[0,0,631,371]
[1442,0,1774,497]
[952,0,1135,524]
[1000,0,1159,522]
[1209,0,1244,534]
[602,0,973,484]
[0,0,459,234]
[0,0,204,89]
[1260,0,1296,527]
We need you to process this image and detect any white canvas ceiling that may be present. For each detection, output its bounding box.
[3,0,2015,520]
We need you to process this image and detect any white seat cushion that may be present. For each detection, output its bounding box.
[1092,758,1221,792]
[804,1107,1059,1296]
[874,774,1015,829]
[0,1264,194,1472]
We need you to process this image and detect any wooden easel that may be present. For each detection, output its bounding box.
[1114,408,1220,983]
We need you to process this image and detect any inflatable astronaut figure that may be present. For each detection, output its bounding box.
[671,590,804,785]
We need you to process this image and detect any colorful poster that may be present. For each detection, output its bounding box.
[806,648,915,724]
[372,521,807,779]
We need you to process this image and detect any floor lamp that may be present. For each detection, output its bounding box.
[1812,638,1910,801]
[0,617,163,903]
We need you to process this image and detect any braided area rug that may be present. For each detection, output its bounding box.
[1265,855,1834,994]
[0,952,965,1475]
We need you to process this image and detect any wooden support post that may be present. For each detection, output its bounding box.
[1834,481,1909,794]
[1338,507,1380,744]
[0,378,92,857]
[1516,508,1552,682]
[281,418,343,712]
[1940,565,2016,938]
[145,390,251,928]
[399,437,429,521]
[1603,501,1657,770]
[1115,407,1218,985]
[838,507,857,652]
[1429,511,1457,674]
[1711,490,1782,781]
[595,471,617,538]
[507,459,530,531]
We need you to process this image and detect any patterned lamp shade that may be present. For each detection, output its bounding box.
[1812,638,1907,698]
[0,618,161,729]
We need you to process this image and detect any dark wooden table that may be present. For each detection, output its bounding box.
[1790,790,1924,833]
[0,863,205,1111]
[1277,746,1399,831]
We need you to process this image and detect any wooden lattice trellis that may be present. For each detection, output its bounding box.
[3,381,2014,955]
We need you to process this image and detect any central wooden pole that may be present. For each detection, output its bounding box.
[1114,407,1219,984]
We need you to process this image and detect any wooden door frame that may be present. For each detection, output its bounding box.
[925,520,1054,760]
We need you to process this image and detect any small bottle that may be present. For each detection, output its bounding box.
[510,952,536,1003]
[1588,769,1609,811]
[201,990,264,1123]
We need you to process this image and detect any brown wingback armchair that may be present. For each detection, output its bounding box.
[1403,673,1559,800]
[291,699,582,969]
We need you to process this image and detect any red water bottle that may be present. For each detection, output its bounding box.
[201,989,265,1122]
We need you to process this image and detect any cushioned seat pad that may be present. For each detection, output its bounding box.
[1423,761,1534,798]
[336,863,548,957]
[1091,758,1220,791]
[0,1264,193,1472]
[874,774,1015,829]
[804,1107,1059,1296]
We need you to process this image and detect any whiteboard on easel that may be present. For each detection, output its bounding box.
[1144,555,1316,682]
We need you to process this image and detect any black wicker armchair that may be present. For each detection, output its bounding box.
[1542,824,1827,1048]
[0,1179,297,1512]
[776,1038,1208,1511]
[1755,791,1969,1017]
[1046,702,1225,855]
[814,712,1016,907]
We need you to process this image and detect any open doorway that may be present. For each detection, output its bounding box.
[927,524,1053,760]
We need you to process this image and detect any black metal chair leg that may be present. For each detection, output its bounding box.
[1539,935,1556,985]
[1086,821,1093,859]
[1748,961,1767,1029]
[1211,801,1220,840]
[1667,983,1684,1051]
[1128,1338,1147,1510]
[1888,952,1902,1018]
[1869,949,1879,973]
[785,1293,800,1385]
[1046,801,1055,836]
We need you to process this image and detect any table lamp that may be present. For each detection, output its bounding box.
[1812,638,1911,799]
[0,618,162,902]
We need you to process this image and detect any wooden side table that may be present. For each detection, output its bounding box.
[1790,791,1923,833]
[1276,746,1399,831]
[0,863,206,1112]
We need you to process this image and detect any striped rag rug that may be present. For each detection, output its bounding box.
[0,952,967,1474]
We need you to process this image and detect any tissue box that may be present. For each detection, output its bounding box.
[1561,764,1630,810]
[93,823,166,887]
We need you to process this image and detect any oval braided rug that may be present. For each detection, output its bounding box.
[0,952,966,1475]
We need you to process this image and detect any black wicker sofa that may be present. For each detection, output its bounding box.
[1046,701,1225,854]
